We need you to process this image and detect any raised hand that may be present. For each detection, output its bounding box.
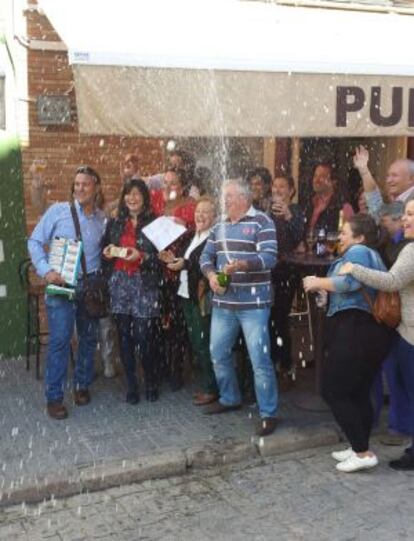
[353,146,369,171]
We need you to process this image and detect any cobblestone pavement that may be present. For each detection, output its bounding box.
[0,356,335,499]
[0,440,412,541]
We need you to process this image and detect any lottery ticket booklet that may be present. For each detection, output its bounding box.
[45,237,82,299]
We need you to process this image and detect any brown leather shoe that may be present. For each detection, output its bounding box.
[204,401,242,415]
[256,417,278,437]
[73,389,91,406]
[47,402,68,420]
[193,393,218,406]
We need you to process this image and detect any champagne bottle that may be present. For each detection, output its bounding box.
[217,271,231,290]
[316,228,327,257]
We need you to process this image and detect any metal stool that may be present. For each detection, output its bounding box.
[18,258,48,379]
[18,258,75,379]
[289,287,314,367]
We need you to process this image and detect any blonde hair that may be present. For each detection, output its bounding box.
[195,195,217,216]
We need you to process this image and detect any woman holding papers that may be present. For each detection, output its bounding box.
[150,167,197,227]
[154,167,196,391]
[102,179,162,403]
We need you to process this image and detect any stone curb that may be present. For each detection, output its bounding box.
[0,424,340,508]
[0,450,187,508]
[256,424,340,457]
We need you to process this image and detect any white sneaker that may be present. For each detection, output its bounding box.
[331,448,355,462]
[336,454,378,473]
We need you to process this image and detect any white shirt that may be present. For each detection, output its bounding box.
[177,229,210,299]
[396,185,414,203]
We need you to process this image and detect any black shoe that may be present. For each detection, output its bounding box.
[256,417,278,437]
[47,402,68,420]
[170,376,183,392]
[389,453,414,471]
[145,388,159,402]
[73,389,91,406]
[126,391,140,405]
[204,401,242,415]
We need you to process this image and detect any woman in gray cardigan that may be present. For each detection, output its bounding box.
[340,197,414,470]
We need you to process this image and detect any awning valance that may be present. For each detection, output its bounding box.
[39,0,414,137]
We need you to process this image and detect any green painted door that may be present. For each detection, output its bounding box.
[0,134,27,357]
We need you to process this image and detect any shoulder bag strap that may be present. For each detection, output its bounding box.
[70,203,87,277]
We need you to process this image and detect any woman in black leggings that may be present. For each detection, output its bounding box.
[304,214,391,473]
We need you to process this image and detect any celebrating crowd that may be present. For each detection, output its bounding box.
[28,147,414,473]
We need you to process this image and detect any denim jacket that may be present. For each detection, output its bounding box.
[327,244,386,317]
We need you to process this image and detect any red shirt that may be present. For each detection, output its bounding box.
[150,190,196,229]
[113,219,142,275]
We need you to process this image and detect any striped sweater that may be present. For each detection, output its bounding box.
[199,207,277,310]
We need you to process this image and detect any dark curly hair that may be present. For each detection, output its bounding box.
[348,213,381,249]
[117,178,153,226]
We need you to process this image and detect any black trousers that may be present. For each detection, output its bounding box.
[114,314,162,393]
[160,282,188,387]
[270,272,299,371]
[322,309,391,453]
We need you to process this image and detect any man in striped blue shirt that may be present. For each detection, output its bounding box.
[200,178,279,436]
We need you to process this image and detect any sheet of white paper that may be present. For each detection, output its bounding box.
[142,216,187,251]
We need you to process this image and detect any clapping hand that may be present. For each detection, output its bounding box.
[158,249,175,264]
[167,257,185,271]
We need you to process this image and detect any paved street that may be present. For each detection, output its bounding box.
[0,440,412,541]
[0,355,338,505]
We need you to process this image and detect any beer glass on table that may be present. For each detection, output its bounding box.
[326,231,339,255]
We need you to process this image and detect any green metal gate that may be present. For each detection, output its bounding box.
[0,134,27,357]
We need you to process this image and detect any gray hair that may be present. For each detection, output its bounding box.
[378,201,404,221]
[407,159,414,177]
[222,177,252,199]
[393,159,414,178]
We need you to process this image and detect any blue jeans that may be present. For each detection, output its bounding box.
[45,293,98,403]
[372,346,412,435]
[210,307,278,418]
[393,335,414,442]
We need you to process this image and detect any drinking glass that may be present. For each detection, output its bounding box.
[326,232,339,255]
[306,230,316,253]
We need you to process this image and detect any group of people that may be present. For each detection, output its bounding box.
[27,147,414,469]
[303,150,414,473]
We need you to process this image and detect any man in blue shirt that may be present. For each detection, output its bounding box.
[200,178,279,437]
[28,166,106,420]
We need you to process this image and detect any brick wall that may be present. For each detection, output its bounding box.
[23,8,164,233]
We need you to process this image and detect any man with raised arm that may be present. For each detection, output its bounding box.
[353,146,414,220]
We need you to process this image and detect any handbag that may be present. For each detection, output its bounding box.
[362,287,401,329]
[70,204,109,319]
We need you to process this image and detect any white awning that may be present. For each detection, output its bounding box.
[39,0,414,137]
